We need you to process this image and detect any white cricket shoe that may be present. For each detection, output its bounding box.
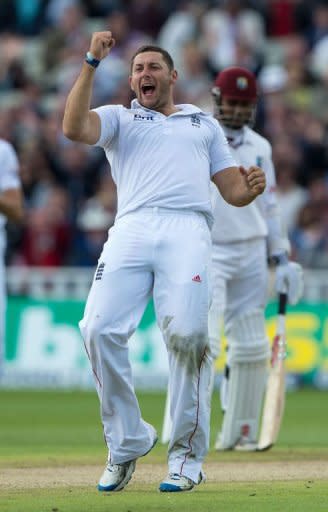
[159,472,204,492]
[98,427,158,492]
[98,460,136,492]
[234,439,258,451]
[214,430,229,451]
[215,430,257,451]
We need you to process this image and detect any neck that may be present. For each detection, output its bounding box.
[156,103,180,116]
[222,126,245,148]
[137,98,179,117]
[223,126,244,138]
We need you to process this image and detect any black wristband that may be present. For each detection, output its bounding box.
[85,51,100,68]
[270,252,288,266]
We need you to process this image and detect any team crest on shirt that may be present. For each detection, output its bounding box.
[256,156,263,167]
[190,114,201,127]
[134,113,154,121]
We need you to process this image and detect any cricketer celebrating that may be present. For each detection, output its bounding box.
[0,138,23,373]
[209,67,304,451]
[62,31,265,493]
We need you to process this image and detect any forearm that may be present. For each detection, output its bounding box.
[224,181,257,207]
[212,166,265,207]
[265,205,290,257]
[62,63,97,142]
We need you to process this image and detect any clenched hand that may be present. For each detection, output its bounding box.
[89,31,116,61]
[239,165,266,198]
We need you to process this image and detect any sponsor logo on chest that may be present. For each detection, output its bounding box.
[134,113,154,121]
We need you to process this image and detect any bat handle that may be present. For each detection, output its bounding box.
[278,292,287,315]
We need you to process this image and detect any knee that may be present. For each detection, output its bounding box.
[226,309,270,363]
[163,315,209,370]
[80,315,104,347]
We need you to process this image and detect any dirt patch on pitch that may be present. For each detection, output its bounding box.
[1,461,326,489]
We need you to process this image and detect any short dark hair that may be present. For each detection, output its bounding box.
[130,45,175,72]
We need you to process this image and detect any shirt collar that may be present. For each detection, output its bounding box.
[223,126,247,148]
[131,99,205,116]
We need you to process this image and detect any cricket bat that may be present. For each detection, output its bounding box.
[257,292,288,451]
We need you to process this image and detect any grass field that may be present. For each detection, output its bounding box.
[0,388,328,511]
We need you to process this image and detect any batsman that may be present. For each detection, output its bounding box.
[209,66,304,450]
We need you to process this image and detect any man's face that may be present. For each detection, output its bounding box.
[129,51,177,111]
[214,96,256,129]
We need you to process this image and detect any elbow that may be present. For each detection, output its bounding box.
[228,197,250,207]
[62,113,85,141]
[62,122,81,142]
[223,192,247,207]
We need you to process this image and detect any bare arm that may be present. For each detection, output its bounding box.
[62,31,116,144]
[212,165,266,206]
[0,188,24,223]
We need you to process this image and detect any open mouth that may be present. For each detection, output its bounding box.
[141,84,155,96]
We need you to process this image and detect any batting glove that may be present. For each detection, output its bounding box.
[273,255,304,305]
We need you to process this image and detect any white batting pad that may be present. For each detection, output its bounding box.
[216,310,269,450]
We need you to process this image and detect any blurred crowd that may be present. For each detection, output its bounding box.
[1,0,328,269]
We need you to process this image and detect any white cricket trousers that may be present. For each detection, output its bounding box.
[79,208,212,483]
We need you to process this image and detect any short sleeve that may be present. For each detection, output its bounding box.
[209,120,237,177]
[92,105,122,148]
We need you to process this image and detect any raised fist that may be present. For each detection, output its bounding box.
[89,31,116,61]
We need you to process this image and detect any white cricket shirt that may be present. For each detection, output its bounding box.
[93,100,236,226]
[210,125,287,254]
[0,140,20,251]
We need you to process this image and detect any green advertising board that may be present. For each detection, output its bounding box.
[3,297,328,388]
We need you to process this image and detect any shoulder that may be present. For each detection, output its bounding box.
[245,127,272,153]
[0,139,19,168]
[176,103,212,117]
[93,104,126,116]
[178,105,221,129]
[92,104,135,130]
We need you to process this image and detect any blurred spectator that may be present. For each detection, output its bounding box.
[158,1,207,72]
[174,41,212,109]
[201,0,265,72]
[290,201,328,267]
[19,142,58,210]
[73,202,114,267]
[81,0,124,17]
[305,0,328,48]
[0,0,50,36]
[307,2,328,80]
[127,0,167,39]
[272,133,309,235]
[42,1,89,73]
[265,0,298,37]
[71,172,116,266]
[275,162,308,235]
[54,142,100,218]
[17,186,72,266]
[105,9,152,61]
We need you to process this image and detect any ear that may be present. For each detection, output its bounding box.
[170,69,178,85]
[128,75,134,92]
